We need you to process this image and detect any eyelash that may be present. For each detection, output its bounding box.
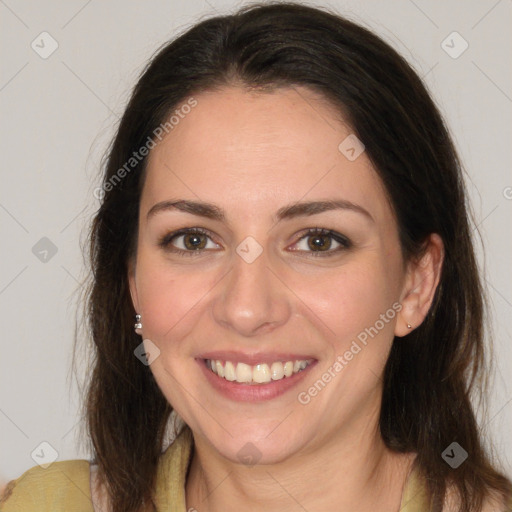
[158,227,352,258]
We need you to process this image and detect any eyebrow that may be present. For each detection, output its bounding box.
[146,198,374,223]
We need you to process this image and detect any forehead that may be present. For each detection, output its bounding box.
[142,86,392,224]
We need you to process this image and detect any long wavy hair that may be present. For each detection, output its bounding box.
[78,2,512,511]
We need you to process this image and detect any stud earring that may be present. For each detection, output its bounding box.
[134,314,142,334]
[407,323,412,329]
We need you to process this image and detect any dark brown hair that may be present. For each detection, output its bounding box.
[81,2,512,511]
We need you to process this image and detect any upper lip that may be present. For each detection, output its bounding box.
[197,350,317,366]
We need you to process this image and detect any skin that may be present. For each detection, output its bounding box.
[128,85,444,512]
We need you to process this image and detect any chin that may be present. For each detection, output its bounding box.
[202,421,309,466]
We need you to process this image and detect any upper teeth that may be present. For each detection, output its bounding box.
[206,359,311,384]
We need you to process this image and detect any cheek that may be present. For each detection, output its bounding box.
[301,257,402,353]
[134,252,215,349]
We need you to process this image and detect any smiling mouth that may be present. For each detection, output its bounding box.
[204,358,314,385]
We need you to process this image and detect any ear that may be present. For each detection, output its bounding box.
[395,233,444,337]
[127,257,140,313]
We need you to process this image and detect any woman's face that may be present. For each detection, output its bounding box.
[129,85,412,464]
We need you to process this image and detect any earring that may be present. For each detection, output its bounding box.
[134,314,142,335]
[407,323,412,329]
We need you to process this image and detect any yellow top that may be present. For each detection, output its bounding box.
[0,427,433,511]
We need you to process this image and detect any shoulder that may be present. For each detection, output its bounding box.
[0,459,93,511]
[443,483,510,512]
[480,491,511,512]
[404,460,510,512]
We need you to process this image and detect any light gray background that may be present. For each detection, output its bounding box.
[1,0,511,481]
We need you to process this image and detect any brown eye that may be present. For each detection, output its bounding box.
[307,233,333,251]
[291,228,351,257]
[159,227,219,255]
[182,232,208,250]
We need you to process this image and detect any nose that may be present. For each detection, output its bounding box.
[212,246,292,338]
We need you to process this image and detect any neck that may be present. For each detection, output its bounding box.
[185,412,416,512]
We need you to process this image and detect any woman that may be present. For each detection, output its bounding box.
[1,2,510,511]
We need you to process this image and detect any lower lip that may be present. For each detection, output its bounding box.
[197,359,317,402]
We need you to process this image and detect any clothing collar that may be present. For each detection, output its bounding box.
[154,426,429,511]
